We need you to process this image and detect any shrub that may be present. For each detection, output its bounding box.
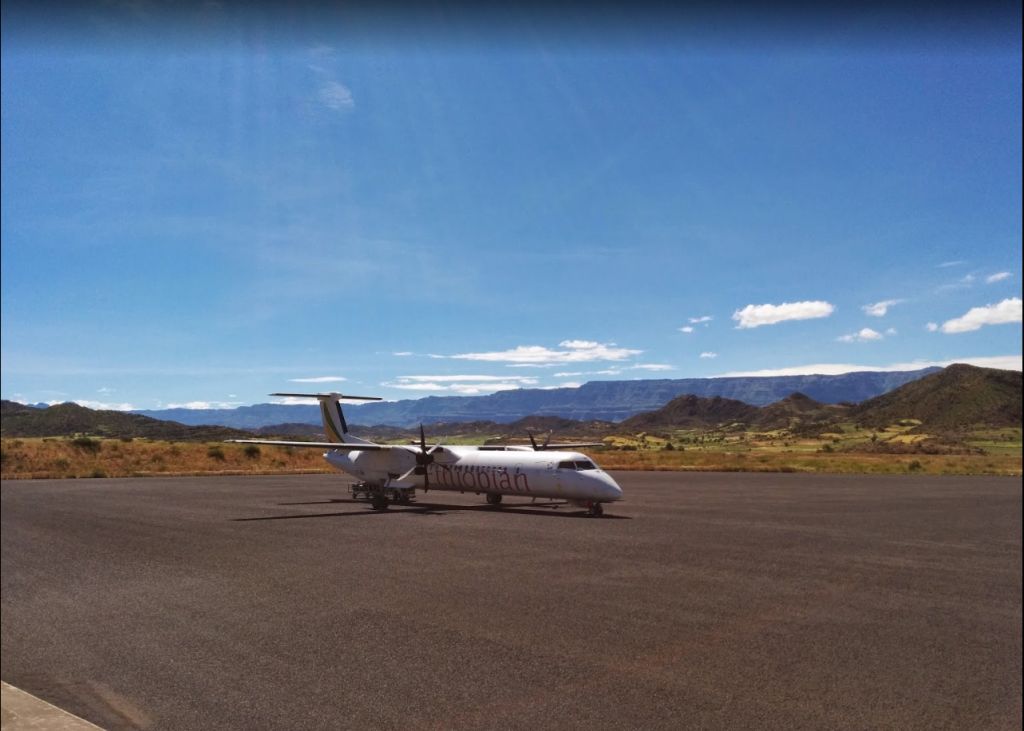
[908,460,923,472]
[244,445,262,459]
[120,436,134,443]
[207,446,226,461]
[90,468,107,478]
[72,436,101,453]
[662,442,675,451]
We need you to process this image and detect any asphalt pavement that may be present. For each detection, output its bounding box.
[2,472,1021,730]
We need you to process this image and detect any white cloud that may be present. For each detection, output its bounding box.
[559,382,582,389]
[837,327,884,343]
[396,375,538,384]
[288,376,347,383]
[986,272,1012,284]
[732,301,834,329]
[631,364,674,371]
[52,399,137,411]
[861,299,904,317]
[383,374,539,395]
[444,340,642,365]
[926,322,939,332]
[940,297,1022,334]
[318,81,354,111]
[699,352,717,359]
[717,354,1022,377]
[885,328,897,336]
[553,371,584,377]
[961,274,976,284]
[163,401,242,410]
[688,315,713,324]
[938,260,965,268]
[678,326,695,333]
[392,351,413,357]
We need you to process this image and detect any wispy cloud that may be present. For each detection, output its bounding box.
[926,322,939,332]
[688,315,713,324]
[986,271,1012,284]
[938,260,966,268]
[393,352,413,357]
[837,327,884,343]
[717,354,1022,377]
[940,297,1022,334]
[861,299,904,317]
[288,376,347,383]
[700,352,717,359]
[631,363,674,371]
[732,301,834,329]
[164,400,244,410]
[307,45,354,113]
[318,81,354,111]
[442,340,642,365]
[47,399,137,411]
[678,326,695,333]
[382,374,538,395]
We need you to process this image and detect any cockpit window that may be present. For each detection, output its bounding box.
[558,459,599,471]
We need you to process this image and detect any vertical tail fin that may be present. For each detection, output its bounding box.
[270,393,382,444]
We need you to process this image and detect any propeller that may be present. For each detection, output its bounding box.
[398,425,443,490]
[527,431,553,451]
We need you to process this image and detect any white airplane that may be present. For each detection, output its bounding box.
[228,392,623,516]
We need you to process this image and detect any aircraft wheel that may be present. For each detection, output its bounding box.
[486,493,503,507]
[371,494,389,510]
[397,492,411,505]
[588,502,604,518]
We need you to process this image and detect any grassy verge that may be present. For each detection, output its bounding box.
[596,449,1021,475]
[1,433,1020,480]
[0,438,333,480]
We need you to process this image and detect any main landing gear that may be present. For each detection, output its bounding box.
[587,502,604,518]
[370,493,389,510]
[485,493,503,507]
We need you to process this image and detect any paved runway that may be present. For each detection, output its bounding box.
[2,472,1021,730]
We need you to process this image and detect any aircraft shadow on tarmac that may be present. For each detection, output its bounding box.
[233,498,630,522]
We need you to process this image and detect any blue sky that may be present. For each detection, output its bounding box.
[2,4,1021,410]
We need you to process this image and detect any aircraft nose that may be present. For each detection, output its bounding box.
[601,472,623,502]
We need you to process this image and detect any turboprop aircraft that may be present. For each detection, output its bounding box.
[228,392,623,516]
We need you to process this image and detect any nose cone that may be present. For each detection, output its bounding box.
[599,472,623,502]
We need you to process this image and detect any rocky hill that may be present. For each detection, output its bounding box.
[620,395,760,430]
[0,401,252,441]
[851,364,1022,430]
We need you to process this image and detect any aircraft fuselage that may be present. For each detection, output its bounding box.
[325,446,622,504]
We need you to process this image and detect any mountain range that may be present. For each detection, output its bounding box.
[2,365,1018,442]
[132,367,941,428]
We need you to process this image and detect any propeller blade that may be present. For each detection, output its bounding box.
[543,432,552,448]
[528,432,538,450]
[419,424,427,453]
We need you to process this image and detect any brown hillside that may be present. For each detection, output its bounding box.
[620,394,760,431]
[851,363,1022,430]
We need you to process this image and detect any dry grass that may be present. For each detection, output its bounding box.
[1,435,1020,480]
[0,438,332,480]
[595,448,1022,475]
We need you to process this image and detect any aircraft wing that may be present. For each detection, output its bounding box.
[537,442,606,450]
[225,439,393,451]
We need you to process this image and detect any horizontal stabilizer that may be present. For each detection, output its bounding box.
[270,392,382,401]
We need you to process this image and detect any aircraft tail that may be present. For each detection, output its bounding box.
[271,392,381,445]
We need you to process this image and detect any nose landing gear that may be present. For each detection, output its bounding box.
[586,502,604,518]
[485,493,503,507]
